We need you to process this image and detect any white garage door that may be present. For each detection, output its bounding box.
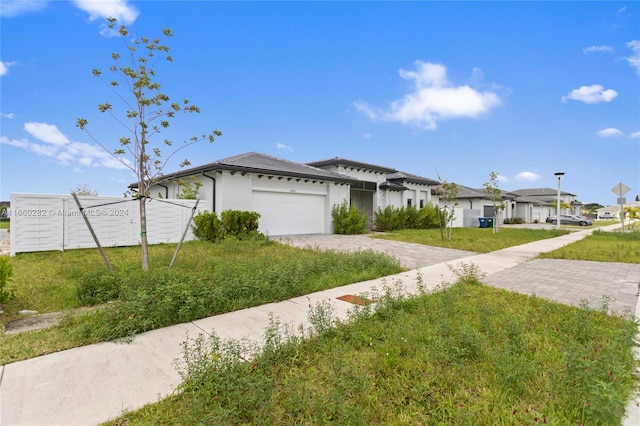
[252,190,325,236]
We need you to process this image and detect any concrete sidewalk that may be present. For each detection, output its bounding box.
[1,226,639,425]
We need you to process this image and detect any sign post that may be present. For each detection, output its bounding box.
[611,182,631,231]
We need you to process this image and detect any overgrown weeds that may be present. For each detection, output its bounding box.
[539,230,640,263]
[375,227,569,252]
[1,238,402,363]
[111,271,638,425]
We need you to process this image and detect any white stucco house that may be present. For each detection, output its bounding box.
[511,188,583,221]
[136,152,587,234]
[306,157,440,224]
[138,152,440,236]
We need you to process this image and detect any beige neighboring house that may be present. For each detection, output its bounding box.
[597,201,640,220]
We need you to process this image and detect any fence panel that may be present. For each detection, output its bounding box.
[9,193,204,256]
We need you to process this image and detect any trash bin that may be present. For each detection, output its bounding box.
[487,217,494,228]
[478,217,488,228]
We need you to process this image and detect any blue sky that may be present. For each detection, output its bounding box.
[1,0,639,205]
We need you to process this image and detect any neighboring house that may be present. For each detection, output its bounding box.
[139,152,441,236]
[432,185,517,227]
[306,157,439,224]
[596,205,620,219]
[510,193,553,223]
[597,201,640,220]
[511,188,583,220]
[137,152,587,234]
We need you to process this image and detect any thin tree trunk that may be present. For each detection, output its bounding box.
[139,196,149,270]
[139,129,150,271]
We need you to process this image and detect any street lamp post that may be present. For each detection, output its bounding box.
[554,172,565,230]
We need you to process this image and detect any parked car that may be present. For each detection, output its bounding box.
[547,215,593,226]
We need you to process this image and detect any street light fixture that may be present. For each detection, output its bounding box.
[554,172,565,230]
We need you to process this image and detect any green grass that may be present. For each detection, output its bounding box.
[0,220,9,229]
[539,230,640,263]
[0,238,403,364]
[373,227,570,253]
[109,275,639,425]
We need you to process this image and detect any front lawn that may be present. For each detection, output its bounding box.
[373,227,569,253]
[539,230,640,263]
[110,274,639,425]
[0,238,403,364]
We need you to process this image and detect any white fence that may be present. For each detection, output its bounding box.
[9,193,205,256]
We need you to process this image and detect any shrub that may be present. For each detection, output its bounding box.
[219,210,261,239]
[374,206,398,231]
[192,210,261,242]
[331,202,367,234]
[192,211,222,242]
[0,256,15,303]
[374,203,441,231]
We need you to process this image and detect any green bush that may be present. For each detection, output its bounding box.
[0,256,15,303]
[374,203,440,231]
[374,206,398,231]
[331,202,367,234]
[192,210,261,242]
[192,211,222,242]
[219,210,261,239]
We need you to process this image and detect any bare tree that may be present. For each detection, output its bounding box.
[434,169,458,241]
[70,183,99,196]
[76,18,221,270]
[483,171,504,234]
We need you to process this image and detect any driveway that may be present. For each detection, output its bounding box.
[273,233,477,269]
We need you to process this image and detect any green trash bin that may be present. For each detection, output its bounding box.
[487,217,494,228]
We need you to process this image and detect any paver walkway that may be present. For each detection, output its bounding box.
[1,226,639,425]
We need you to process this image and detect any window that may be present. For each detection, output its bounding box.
[407,199,412,207]
[419,199,424,208]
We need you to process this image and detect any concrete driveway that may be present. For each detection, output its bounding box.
[273,233,477,269]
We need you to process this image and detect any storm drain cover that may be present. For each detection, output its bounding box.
[336,295,376,306]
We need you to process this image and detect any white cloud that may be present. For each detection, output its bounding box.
[625,40,640,75]
[629,131,640,140]
[0,0,49,17]
[0,60,16,76]
[1,112,15,119]
[561,85,618,104]
[23,122,70,146]
[582,45,613,54]
[1,125,130,171]
[362,133,372,140]
[355,61,502,130]
[276,143,293,152]
[515,172,541,182]
[496,174,508,183]
[596,128,623,138]
[73,0,139,25]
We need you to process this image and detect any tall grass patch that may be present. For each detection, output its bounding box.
[539,230,640,263]
[1,239,402,363]
[375,227,569,253]
[112,278,638,425]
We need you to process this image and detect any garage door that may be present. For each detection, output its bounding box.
[252,190,325,236]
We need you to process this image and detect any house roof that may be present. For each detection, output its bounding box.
[379,181,408,191]
[306,157,397,174]
[432,184,518,201]
[307,157,439,186]
[512,188,576,197]
[130,152,360,188]
[511,194,553,206]
[387,171,440,186]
